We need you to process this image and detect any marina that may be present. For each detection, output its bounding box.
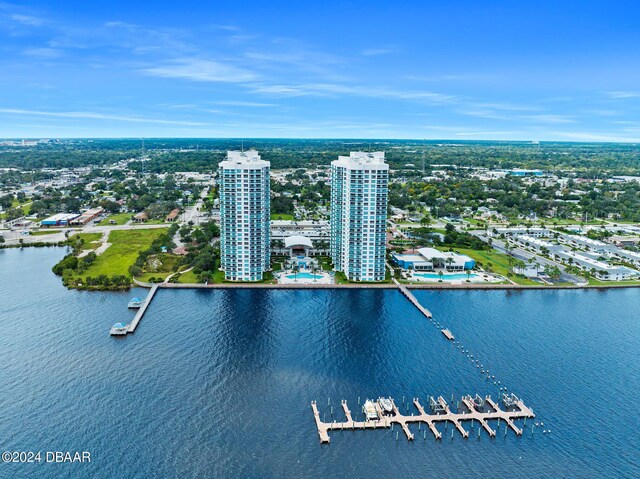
[311,393,535,444]
[2,248,639,477]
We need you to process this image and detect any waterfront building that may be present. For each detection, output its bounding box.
[330,151,389,281]
[218,150,271,281]
[392,247,476,272]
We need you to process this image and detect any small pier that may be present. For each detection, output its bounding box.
[128,284,159,333]
[393,279,432,318]
[311,394,534,444]
[110,284,158,336]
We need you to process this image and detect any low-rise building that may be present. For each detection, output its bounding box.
[166,208,180,222]
[40,213,79,227]
[69,207,104,225]
[392,247,476,271]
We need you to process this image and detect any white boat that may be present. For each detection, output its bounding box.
[379,397,394,414]
[363,400,379,421]
[128,298,143,309]
[110,322,128,336]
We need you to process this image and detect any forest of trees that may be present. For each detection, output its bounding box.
[2,139,639,176]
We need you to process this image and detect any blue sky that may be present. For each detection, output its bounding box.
[1,0,640,140]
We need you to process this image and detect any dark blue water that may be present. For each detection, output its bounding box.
[1,247,638,478]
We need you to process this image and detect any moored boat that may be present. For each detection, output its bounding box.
[363,399,379,421]
[379,397,394,414]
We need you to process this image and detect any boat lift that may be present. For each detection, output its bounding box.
[472,393,485,409]
[502,393,520,409]
[429,396,447,413]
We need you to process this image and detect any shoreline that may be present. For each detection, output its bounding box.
[148,281,640,291]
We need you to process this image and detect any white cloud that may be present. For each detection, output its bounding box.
[605,91,640,99]
[362,48,394,56]
[22,47,62,58]
[10,14,45,26]
[520,114,575,124]
[0,108,207,126]
[141,58,259,83]
[210,100,276,107]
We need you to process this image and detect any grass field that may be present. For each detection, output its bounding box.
[104,212,132,225]
[71,228,166,279]
[587,277,640,286]
[31,229,61,236]
[137,272,172,282]
[69,232,103,249]
[447,247,540,286]
[271,213,294,220]
[176,270,199,283]
[0,201,31,220]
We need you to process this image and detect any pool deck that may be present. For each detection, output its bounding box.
[311,395,535,444]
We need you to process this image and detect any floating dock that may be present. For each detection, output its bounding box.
[441,329,455,340]
[393,279,432,318]
[311,394,534,444]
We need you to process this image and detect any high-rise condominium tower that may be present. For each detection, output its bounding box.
[218,150,271,281]
[330,151,389,281]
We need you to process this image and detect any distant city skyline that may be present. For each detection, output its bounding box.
[1,0,640,141]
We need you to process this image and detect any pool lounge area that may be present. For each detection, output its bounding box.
[408,270,501,284]
[277,256,334,284]
[277,270,334,284]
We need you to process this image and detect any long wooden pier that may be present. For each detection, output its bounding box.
[311,394,534,444]
[127,284,159,333]
[393,279,433,318]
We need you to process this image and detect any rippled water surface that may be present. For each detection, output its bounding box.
[0,247,639,478]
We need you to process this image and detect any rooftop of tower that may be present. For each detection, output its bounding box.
[333,151,388,169]
[220,149,270,168]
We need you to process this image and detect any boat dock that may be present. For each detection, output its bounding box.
[127,284,159,333]
[393,279,432,318]
[110,284,159,336]
[311,394,534,444]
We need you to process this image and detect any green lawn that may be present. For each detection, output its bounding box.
[69,232,103,249]
[71,228,167,279]
[31,229,62,236]
[104,212,132,225]
[0,201,31,220]
[587,277,640,286]
[446,247,540,286]
[176,270,199,283]
[137,272,172,282]
[271,213,294,220]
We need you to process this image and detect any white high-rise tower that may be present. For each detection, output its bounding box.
[330,151,389,281]
[218,150,271,281]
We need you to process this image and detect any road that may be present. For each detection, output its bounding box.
[0,223,170,246]
[181,186,210,225]
[468,230,585,284]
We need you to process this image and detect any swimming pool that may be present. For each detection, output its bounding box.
[286,272,323,280]
[413,272,478,280]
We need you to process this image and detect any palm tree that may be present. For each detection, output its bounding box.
[465,269,472,282]
[438,270,444,282]
[445,257,454,271]
[292,264,299,281]
[430,257,439,272]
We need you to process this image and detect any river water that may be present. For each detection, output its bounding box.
[0,247,638,478]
